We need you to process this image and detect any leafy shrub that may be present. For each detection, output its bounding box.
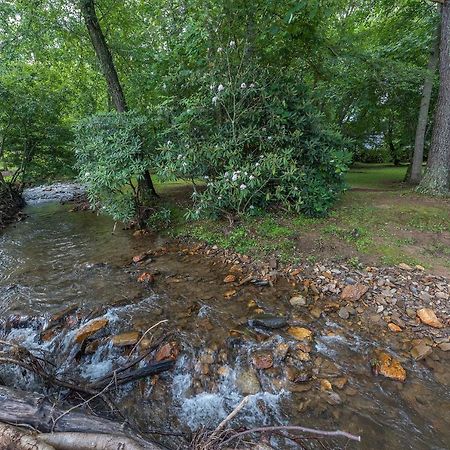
[158,41,351,218]
[74,112,154,224]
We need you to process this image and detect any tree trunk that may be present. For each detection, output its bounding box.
[79,0,158,202]
[409,22,440,184]
[80,0,127,113]
[418,1,450,196]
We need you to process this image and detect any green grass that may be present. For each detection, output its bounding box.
[156,163,450,273]
[346,163,407,190]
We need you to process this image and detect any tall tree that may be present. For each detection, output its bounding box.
[79,0,157,200]
[409,19,440,184]
[418,0,450,195]
[79,0,127,113]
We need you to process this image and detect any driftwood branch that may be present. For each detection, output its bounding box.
[220,425,361,447]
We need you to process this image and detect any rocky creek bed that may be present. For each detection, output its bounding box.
[0,199,448,449]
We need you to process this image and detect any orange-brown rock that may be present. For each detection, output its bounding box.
[288,327,312,341]
[341,284,368,302]
[320,379,332,391]
[388,323,402,332]
[155,341,179,362]
[75,319,108,344]
[417,308,443,328]
[224,289,237,299]
[252,353,273,370]
[137,272,155,283]
[374,351,406,382]
[223,274,236,283]
[132,253,148,263]
[111,331,140,347]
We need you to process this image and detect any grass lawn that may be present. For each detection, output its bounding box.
[157,164,450,276]
[346,163,408,190]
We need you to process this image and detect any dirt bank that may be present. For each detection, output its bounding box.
[0,184,24,229]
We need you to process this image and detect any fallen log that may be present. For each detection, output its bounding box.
[0,423,55,450]
[0,386,161,449]
[38,432,144,450]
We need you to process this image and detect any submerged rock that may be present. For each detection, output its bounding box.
[236,368,261,394]
[252,352,273,370]
[290,295,307,307]
[248,314,287,330]
[411,343,432,360]
[288,327,312,341]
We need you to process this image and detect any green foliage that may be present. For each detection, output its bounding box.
[158,42,351,218]
[74,112,152,223]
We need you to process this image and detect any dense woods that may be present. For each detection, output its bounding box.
[0,0,448,225]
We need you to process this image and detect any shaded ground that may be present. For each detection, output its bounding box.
[154,165,450,277]
[0,184,24,229]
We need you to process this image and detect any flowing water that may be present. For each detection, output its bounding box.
[0,197,449,449]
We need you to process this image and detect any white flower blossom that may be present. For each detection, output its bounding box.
[249,205,255,209]
[212,96,219,105]
[240,184,247,190]
[218,196,222,200]
[85,172,90,177]
[232,173,238,181]
[224,171,229,177]
[255,162,260,167]
[177,154,183,160]
[267,136,273,141]
[240,82,247,89]
[210,84,215,90]
[229,40,236,48]
[217,84,224,92]
[217,47,223,52]
[249,175,255,180]
[182,161,187,167]
[166,140,172,145]
[250,83,255,88]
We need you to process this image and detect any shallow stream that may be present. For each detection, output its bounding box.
[0,199,449,449]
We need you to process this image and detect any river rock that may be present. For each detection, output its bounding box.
[310,307,322,319]
[248,314,287,329]
[388,323,402,332]
[137,272,155,283]
[411,343,432,360]
[288,327,312,341]
[75,318,108,343]
[236,369,261,394]
[252,352,273,369]
[332,377,348,390]
[155,341,179,362]
[325,391,342,406]
[438,342,450,352]
[341,283,368,301]
[111,331,140,347]
[417,308,443,328]
[290,295,307,307]
[373,351,406,382]
[223,274,236,283]
[338,307,350,320]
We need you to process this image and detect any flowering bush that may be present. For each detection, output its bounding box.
[158,41,351,218]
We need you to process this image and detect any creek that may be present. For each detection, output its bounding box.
[0,190,448,450]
